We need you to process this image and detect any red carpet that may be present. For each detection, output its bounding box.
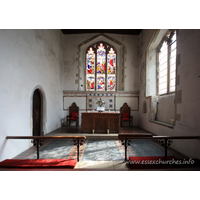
[0,159,77,168]
[128,156,200,169]
[129,156,176,162]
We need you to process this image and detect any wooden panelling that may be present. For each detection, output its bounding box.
[81,112,120,133]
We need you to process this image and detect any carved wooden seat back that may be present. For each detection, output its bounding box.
[69,102,79,116]
[67,102,79,127]
[120,102,133,126]
[120,102,131,116]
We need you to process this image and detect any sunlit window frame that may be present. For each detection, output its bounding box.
[86,42,117,92]
[156,30,177,95]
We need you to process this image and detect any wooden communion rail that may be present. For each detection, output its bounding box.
[6,136,86,161]
[118,134,200,162]
[5,134,200,163]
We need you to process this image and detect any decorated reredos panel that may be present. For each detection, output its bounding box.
[63,91,139,112]
[87,93,115,111]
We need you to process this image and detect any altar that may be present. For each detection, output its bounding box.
[81,112,120,133]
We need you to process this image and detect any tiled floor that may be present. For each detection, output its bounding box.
[8,126,199,170]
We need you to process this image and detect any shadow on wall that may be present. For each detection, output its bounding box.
[61,118,66,127]
[156,94,175,125]
[0,137,8,161]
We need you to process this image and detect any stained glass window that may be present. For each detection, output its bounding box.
[96,43,106,91]
[97,74,105,91]
[107,75,116,91]
[86,75,95,91]
[86,48,95,91]
[107,48,116,91]
[86,42,116,91]
[97,43,106,74]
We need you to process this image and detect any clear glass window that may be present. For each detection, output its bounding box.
[157,30,177,95]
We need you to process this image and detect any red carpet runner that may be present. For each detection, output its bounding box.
[0,159,77,168]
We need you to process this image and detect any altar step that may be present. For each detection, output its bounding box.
[47,126,152,140]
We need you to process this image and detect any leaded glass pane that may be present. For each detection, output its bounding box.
[169,31,176,92]
[96,74,105,91]
[158,41,168,95]
[159,82,167,95]
[86,74,95,91]
[97,43,106,74]
[107,48,116,74]
[159,42,168,59]
[169,78,176,92]
[159,68,168,78]
[170,54,176,66]
[107,75,116,91]
[171,31,176,44]
[171,41,176,50]
[86,48,95,74]
[157,30,177,95]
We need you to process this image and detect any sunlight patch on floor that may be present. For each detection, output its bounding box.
[75,161,128,169]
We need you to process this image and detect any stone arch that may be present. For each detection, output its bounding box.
[77,34,125,91]
[30,85,47,137]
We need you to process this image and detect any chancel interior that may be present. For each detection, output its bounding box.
[0,29,200,170]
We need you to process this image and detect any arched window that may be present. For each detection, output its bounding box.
[157,30,177,95]
[86,42,116,91]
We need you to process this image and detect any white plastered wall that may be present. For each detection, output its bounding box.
[0,29,63,161]
[139,29,200,159]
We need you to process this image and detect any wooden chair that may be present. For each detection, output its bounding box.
[66,102,79,127]
[120,102,133,126]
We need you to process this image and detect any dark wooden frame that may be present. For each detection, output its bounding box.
[66,102,79,127]
[120,102,133,126]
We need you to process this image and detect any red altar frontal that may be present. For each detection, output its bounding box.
[81,112,120,133]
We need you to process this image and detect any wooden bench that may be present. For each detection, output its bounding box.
[118,133,200,162]
[6,136,86,161]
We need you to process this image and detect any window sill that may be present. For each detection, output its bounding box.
[157,92,175,97]
[149,120,174,128]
